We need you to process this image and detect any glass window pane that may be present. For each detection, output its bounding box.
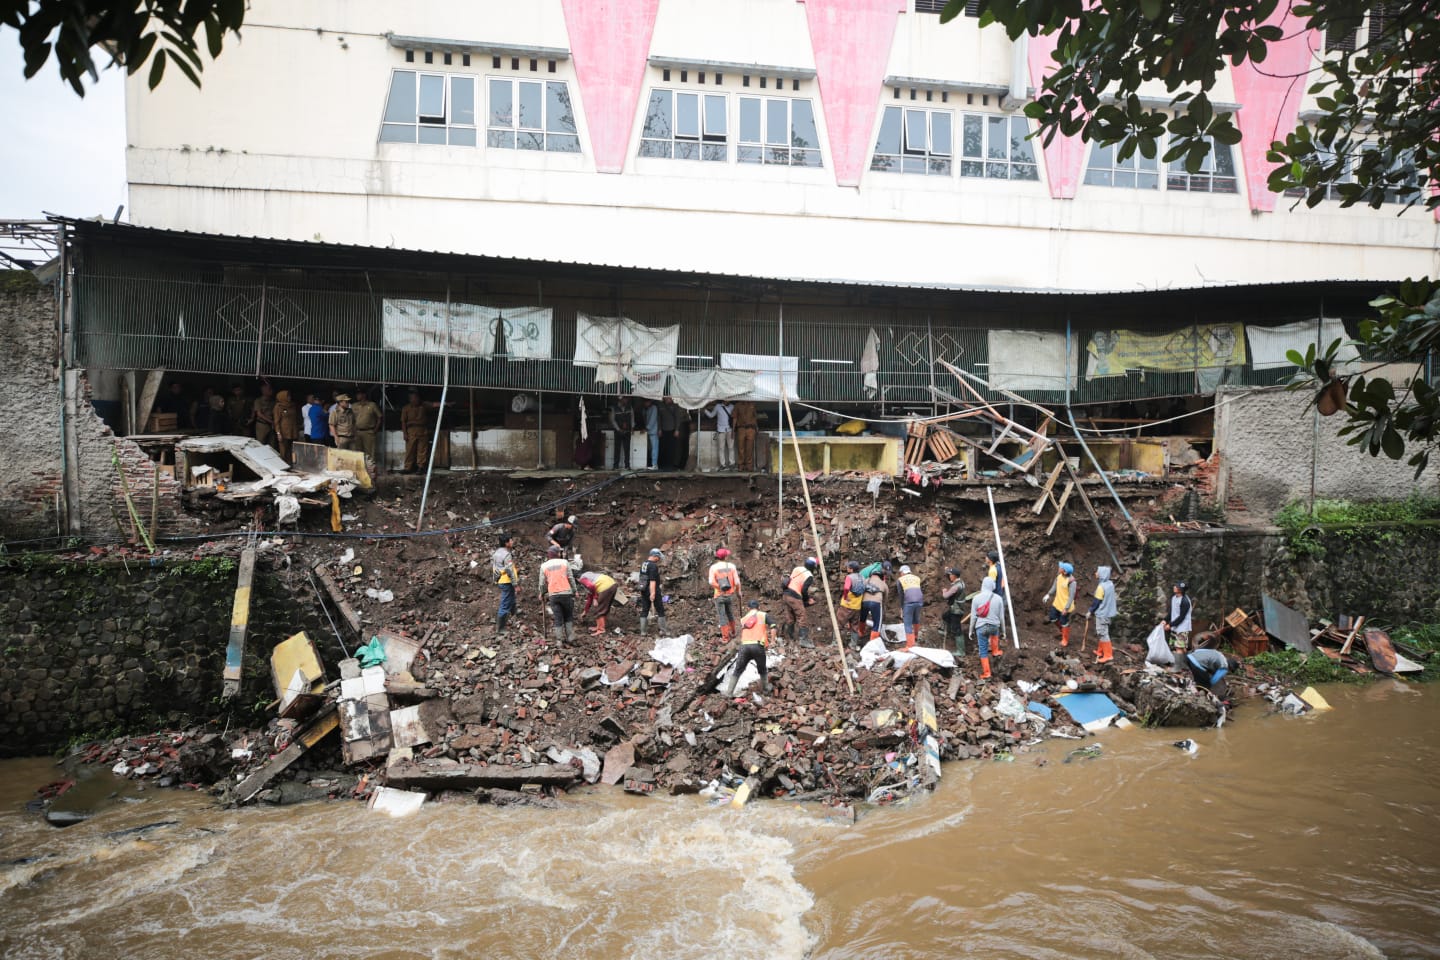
[489,79,512,127]
[451,77,475,126]
[518,130,544,150]
[1138,151,1158,172]
[546,82,576,133]
[985,161,1008,179]
[960,159,984,178]
[929,157,952,176]
[962,116,983,158]
[931,112,952,157]
[904,110,927,155]
[766,146,790,164]
[1213,142,1235,177]
[738,143,763,163]
[639,139,671,158]
[418,74,445,121]
[675,141,699,160]
[676,92,699,140]
[1083,168,1110,186]
[1089,141,1114,170]
[875,106,901,155]
[449,126,476,146]
[791,100,818,149]
[701,143,727,161]
[487,129,516,149]
[547,134,580,153]
[739,98,761,143]
[418,125,446,144]
[1213,177,1237,194]
[380,123,415,143]
[704,95,726,139]
[1010,116,1034,163]
[1012,163,1038,181]
[987,117,1008,160]
[903,156,926,174]
[384,71,417,123]
[1115,169,1136,188]
[518,81,542,130]
[795,148,821,167]
[643,91,671,139]
[765,99,787,145]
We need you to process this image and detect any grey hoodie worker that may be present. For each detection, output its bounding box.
[1086,566,1118,663]
[1185,648,1238,698]
[970,576,1004,680]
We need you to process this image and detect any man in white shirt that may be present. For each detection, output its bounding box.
[704,401,735,471]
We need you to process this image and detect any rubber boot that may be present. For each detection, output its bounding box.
[721,670,738,698]
[565,621,576,643]
[1096,640,1114,664]
[870,630,881,642]
[980,656,992,679]
[990,635,1003,659]
[552,627,565,644]
[496,613,508,638]
[591,615,606,636]
[1060,625,1070,649]
[720,623,733,642]
[799,627,814,649]
[904,631,916,651]
[639,616,649,636]
[658,616,670,636]
[761,675,772,695]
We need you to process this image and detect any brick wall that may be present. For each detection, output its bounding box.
[1214,386,1440,518]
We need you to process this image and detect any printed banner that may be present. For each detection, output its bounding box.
[987,329,1077,391]
[574,314,681,385]
[382,299,496,357]
[494,306,553,360]
[1086,324,1246,380]
[720,353,799,401]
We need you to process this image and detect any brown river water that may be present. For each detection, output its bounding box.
[2,681,1436,959]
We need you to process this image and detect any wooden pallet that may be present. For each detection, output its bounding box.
[904,420,929,465]
[927,427,959,462]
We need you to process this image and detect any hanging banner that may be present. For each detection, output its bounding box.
[1246,318,1357,370]
[720,353,799,401]
[382,299,497,357]
[987,330,1077,391]
[1085,324,1246,379]
[574,314,680,384]
[494,306,553,360]
[668,368,758,410]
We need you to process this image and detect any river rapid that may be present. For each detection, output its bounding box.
[2,681,1436,959]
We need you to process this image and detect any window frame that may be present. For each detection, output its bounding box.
[380,69,479,146]
[957,112,1039,181]
[638,88,730,162]
[485,76,581,154]
[736,95,823,168]
[871,104,953,176]
[1164,136,1239,194]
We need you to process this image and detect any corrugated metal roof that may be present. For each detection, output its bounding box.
[54,216,1402,300]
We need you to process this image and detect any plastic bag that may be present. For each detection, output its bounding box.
[357,636,387,669]
[1145,624,1174,667]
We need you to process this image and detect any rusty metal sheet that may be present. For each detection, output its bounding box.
[1364,628,1412,674]
[1261,594,1312,653]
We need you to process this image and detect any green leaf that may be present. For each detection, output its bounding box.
[147,49,167,89]
[1139,0,1162,21]
[1381,427,1405,460]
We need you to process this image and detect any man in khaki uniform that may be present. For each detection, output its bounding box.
[732,400,758,472]
[401,391,429,472]
[225,384,253,436]
[273,389,300,462]
[329,394,357,450]
[351,391,382,463]
[253,382,277,447]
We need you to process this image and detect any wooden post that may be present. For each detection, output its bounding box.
[781,385,854,695]
[222,546,258,699]
[986,486,1022,649]
[469,386,478,470]
[148,459,161,546]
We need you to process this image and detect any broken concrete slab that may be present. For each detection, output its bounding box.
[368,786,426,817]
[384,760,581,790]
[601,740,635,785]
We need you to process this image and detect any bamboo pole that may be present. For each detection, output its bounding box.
[781,384,854,695]
[986,486,1021,650]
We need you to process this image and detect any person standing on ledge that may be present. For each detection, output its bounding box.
[1165,581,1193,652]
[638,548,667,636]
[538,546,577,644]
[1042,560,1077,650]
[732,400,758,472]
[491,532,518,638]
[400,390,429,473]
[971,575,1004,680]
[1086,565,1118,664]
[328,394,356,450]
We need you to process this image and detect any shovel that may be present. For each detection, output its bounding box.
[1080,614,1091,653]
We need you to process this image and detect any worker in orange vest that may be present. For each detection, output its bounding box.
[537,546,578,644]
[781,557,818,648]
[721,600,773,697]
[708,547,743,641]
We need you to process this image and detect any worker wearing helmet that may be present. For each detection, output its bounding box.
[708,547,743,642]
[983,549,1008,642]
[781,557,818,648]
[638,548,667,636]
[547,510,577,557]
[941,567,967,654]
[897,565,924,650]
[836,560,866,647]
[537,545,578,644]
[1042,560,1078,649]
[721,599,774,697]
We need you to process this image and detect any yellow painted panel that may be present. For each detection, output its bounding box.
[326,447,373,489]
[1133,440,1167,476]
[1299,686,1332,711]
[270,630,324,701]
[768,436,899,477]
[229,586,251,627]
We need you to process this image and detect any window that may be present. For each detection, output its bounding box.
[959,114,1038,180]
[1083,141,1160,189]
[639,90,728,161]
[915,0,980,14]
[738,97,822,167]
[1166,138,1238,193]
[1324,19,1361,51]
[1285,143,1423,204]
[487,78,580,153]
[380,70,477,145]
[871,105,952,174]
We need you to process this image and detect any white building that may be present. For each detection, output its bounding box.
[123,0,1437,292]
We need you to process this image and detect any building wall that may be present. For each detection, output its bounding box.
[0,272,199,541]
[1214,386,1440,517]
[122,0,1439,291]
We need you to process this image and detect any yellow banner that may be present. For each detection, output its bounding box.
[1086,324,1247,379]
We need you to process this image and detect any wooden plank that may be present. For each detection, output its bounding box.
[311,560,363,636]
[1045,481,1074,536]
[1032,461,1065,514]
[221,547,258,699]
[1339,616,1365,656]
[233,705,339,803]
[985,422,1015,454]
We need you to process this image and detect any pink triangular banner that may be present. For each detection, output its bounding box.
[1027,32,1085,199]
[1232,9,1320,212]
[799,0,908,187]
[561,0,661,174]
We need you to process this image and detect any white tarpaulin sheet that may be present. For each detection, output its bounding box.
[1246,318,1358,370]
[649,635,691,670]
[861,328,880,397]
[382,300,551,359]
[987,329,1077,391]
[721,353,800,401]
[668,368,757,410]
[574,314,680,384]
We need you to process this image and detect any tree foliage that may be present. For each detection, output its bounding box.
[2,0,245,95]
[947,0,1438,475]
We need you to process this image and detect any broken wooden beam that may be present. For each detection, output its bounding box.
[233,703,339,803]
[384,760,582,790]
[221,546,258,699]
